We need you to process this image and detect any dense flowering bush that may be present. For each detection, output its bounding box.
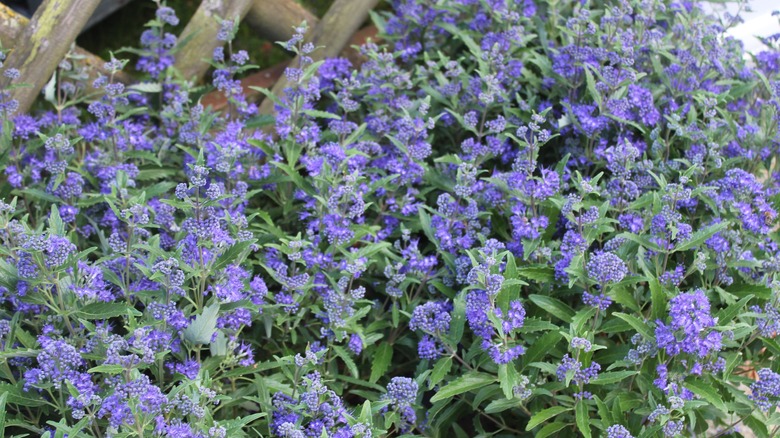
[0,0,779,436]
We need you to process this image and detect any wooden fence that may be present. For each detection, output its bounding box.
[0,0,379,114]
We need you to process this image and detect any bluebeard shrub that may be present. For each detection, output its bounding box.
[0,0,779,436]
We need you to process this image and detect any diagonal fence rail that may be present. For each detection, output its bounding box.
[0,0,378,114]
[0,0,104,112]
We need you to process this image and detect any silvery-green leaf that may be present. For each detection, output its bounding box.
[184,303,220,345]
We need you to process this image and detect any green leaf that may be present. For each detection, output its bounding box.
[15,188,60,204]
[344,123,367,145]
[744,414,769,438]
[498,364,518,399]
[497,254,520,311]
[74,302,139,320]
[183,303,220,345]
[128,82,162,93]
[448,292,467,345]
[429,372,495,403]
[613,312,653,340]
[48,205,64,236]
[223,412,266,431]
[301,109,342,120]
[649,277,666,320]
[616,231,663,252]
[370,342,393,384]
[595,395,612,425]
[583,65,602,108]
[525,406,571,431]
[368,9,386,33]
[0,383,47,407]
[87,364,125,374]
[529,294,575,323]
[727,283,771,300]
[536,422,569,438]
[46,417,92,437]
[136,168,178,181]
[248,86,281,106]
[428,357,453,389]
[418,209,436,246]
[212,240,257,272]
[517,265,555,283]
[611,396,625,427]
[716,294,753,324]
[484,398,525,414]
[576,401,592,438]
[610,286,640,313]
[10,317,37,349]
[521,330,562,371]
[332,345,359,379]
[210,330,228,357]
[438,23,482,58]
[589,371,638,385]
[764,338,780,356]
[43,73,56,105]
[571,307,598,334]
[519,318,559,333]
[359,400,373,424]
[0,391,7,438]
[684,380,727,413]
[673,221,729,253]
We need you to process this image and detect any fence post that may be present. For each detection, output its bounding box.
[245,0,318,43]
[0,3,131,85]
[174,0,254,83]
[0,0,103,113]
[257,0,378,116]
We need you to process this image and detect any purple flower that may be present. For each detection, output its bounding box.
[750,368,780,412]
[496,300,526,333]
[409,301,451,333]
[753,302,780,337]
[72,261,114,302]
[98,375,168,429]
[587,252,628,284]
[210,264,250,303]
[663,420,684,437]
[167,359,200,379]
[348,333,363,355]
[417,334,444,360]
[618,213,644,233]
[465,290,492,339]
[627,85,660,126]
[571,337,592,352]
[557,354,601,386]
[271,371,350,436]
[660,265,685,288]
[383,376,418,429]
[655,289,722,358]
[583,291,613,311]
[155,6,179,25]
[606,425,635,438]
[23,336,85,390]
[483,341,525,364]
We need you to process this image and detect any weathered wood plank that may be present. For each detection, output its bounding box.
[174,0,254,83]
[0,0,104,113]
[0,3,27,41]
[257,0,378,116]
[245,0,318,43]
[25,0,136,32]
[0,3,131,87]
